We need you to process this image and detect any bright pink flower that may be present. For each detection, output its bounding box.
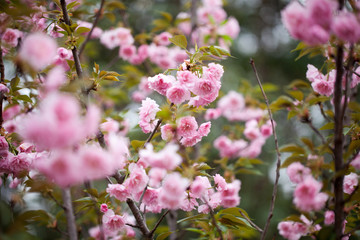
[124,163,149,195]
[160,124,176,141]
[181,192,199,212]
[324,210,335,225]
[100,204,108,213]
[137,44,149,61]
[0,84,9,94]
[18,143,34,153]
[177,116,198,138]
[343,173,358,194]
[159,172,189,209]
[260,121,273,137]
[0,136,8,158]
[102,209,125,233]
[57,47,72,59]
[220,179,241,208]
[119,45,136,61]
[7,152,32,176]
[166,83,191,104]
[106,184,130,201]
[192,78,219,98]
[2,28,23,47]
[287,162,311,184]
[139,143,182,170]
[148,74,175,95]
[154,32,172,46]
[19,32,57,70]
[293,176,328,212]
[180,134,202,147]
[214,174,227,192]
[333,12,360,43]
[311,78,334,96]
[203,63,224,82]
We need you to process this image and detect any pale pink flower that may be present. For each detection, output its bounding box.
[44,66,67,91]
[0,136,8,157]
[2,28,23,47]
[351,154,360,170]
[192,78,220,98]
[205,108,222,121]
[214,135,247,158]
[77,20,103,38]
[333,12,360,43]
[19,32,58,70]
[190,176,212,198]
[306,64,324,82]
[278,221,307,240]
[100,118,119,133]
[293,176,328,212]
[220,179,241,208]
[154,32,172,46]
[123,163,149,195]
[148,168,166,188]
[57,47,72,59]
[7,152,32,176]
[18,143,34,153]
[177,70,198,88]
[244,120,261,140]
[260,121,273,137]
[166,83,191,104]
[287,162,311,184]
[137,44,149,61]
[100,27,134,49]
[9,177,21,189]
[160,124,176,141]
[106,133,130,169]
[139,187,162,213]
[106,184,130,201]
[159,172,189,209]
[214,174,227,192]
[307,0,336,30]
[119,45,136,61]
[203,63,224,82]
[180,134,202,147]
[138,98,160,134]
[311,78,334,96]
[181,192,199,212]
[324,210,335,225]
[0,84,9,94]
[198,122,211,137]
[343,173,358,194]
[218,17,240,39]
[148,74,175,95]
[102,209,125,233]
[177,116,198,138]
[139,143,182,170]
[217,91,245,119]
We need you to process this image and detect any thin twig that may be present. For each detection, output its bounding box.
[149,210,170,236]
[207,203,224,240]
[60,0,83,78]
[239,210,263,233]
[138,185,148,208]
[47,191,66,210]
[318,103,332,122]
[79,0,106,56]
[250,59,281,240]
[341,45,354,125]
[126,223,141,229]
[145,119,162,145]
[62,188,78,240]
[306,120,328,147]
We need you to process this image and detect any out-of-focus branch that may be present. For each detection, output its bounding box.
[79,0,106,56]
[250,59,281,240]
[62,188,78,240]
[239,210,263,233]
[149,210,170,236]
[0,38,5,129]
[126,198,151,239]
[60,0,83,78]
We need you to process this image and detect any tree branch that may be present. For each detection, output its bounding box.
[333,45,345,240]
[60,0,83,78]
[79,0,106,56]
[126,198,151,239]
[149,210,170,237]
[250,59,281,240]
[0,39,5,129]
[62,188,78,240]
[239,210,263,233]
[208,203,224,240]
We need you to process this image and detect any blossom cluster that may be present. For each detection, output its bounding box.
[281,0,360,45]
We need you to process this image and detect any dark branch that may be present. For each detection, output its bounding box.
[250,59,281,240]
[149,210,170,237]
[79,0,106,56]
[62,188,78,240]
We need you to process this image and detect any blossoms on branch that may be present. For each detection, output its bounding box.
[138,97,160,134]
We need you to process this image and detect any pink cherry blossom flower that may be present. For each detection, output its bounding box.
[106,184,130,201]
[324,210,335,225]
[159,172,189,209]
[278,221,307,240]
[102,209,125,233]
[306,64,324,82]
[190,176,212,198]
[214,174,227,192]
[205,108,222,121]
[119,45,136,61]
[3,105,20,122]
[123,163,149,195]
[287,162,311,184]
[218,17,240,39]
[220,179,241,208]
[332,12,360,43]
[166,83,191,104]
[7,152,32,176]
[307,0,336,30]
[198,122,211,137]
[343,173,358,194]
[44,66,67,92]
[148,74,175,95]
[0,136,8,157]
[139,143,182,170]
[160,124,176,141]
[138,97,160,134]
[19,32,58,71]
[180,134,202,147]
[154,32,172,46]
[177,116,198,138]
[2,28,23,47]
[148,168,167,188]
[293,176,328,212]
[177,70,198,88]
[100,204,108,213]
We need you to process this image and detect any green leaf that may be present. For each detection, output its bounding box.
[169,35,187,49]
[131,140,145,152]
[177,214,207,224]
[319,122,334,131]
[156,231,173,240]
[67,1,80,10]
[281,156,306,168]
[270,96,293,111]
[301,137,314,151]
[218,214,247,228]
[106,1,126,10]
[287,79,311,89]
[286,90,304,101]
[16,95,32,103]
[308,96,330,105]
[10,76,20,90]
[76,26,90,34]
[287,110,298,120]
[159,11,173,22]
[279,144,306,154]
